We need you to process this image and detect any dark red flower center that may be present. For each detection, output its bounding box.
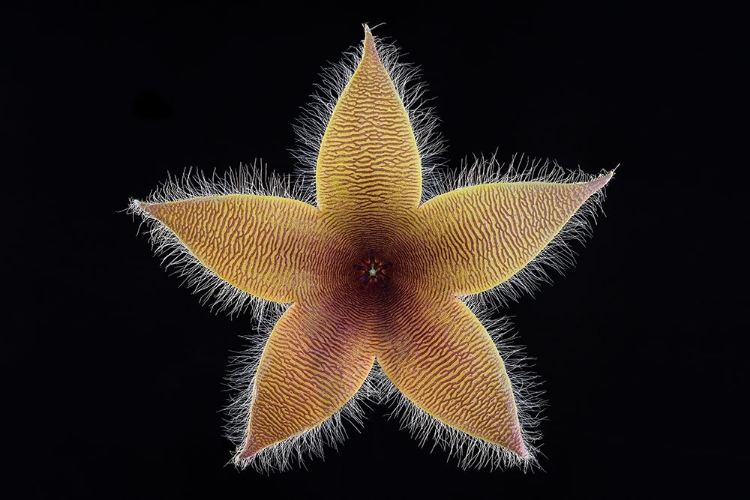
[353,251,392,289]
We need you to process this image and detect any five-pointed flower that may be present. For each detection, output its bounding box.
[131,27,611,470]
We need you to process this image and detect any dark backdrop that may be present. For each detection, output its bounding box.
[5,2,742,499]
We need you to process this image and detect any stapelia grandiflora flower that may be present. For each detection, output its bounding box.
[130,27,612,472]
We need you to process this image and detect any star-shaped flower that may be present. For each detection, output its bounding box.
[130,27,612,471]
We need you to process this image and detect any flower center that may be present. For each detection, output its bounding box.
[353,251,392,289]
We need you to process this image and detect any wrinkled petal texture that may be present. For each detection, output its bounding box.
[418,176,612,295]
[138,195,328,303]
[240,301,376,458]
[378,291,526,456]
[316,29,422,219]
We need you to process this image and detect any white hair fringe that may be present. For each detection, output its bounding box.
[128,28,612,473]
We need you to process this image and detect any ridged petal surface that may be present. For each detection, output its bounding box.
[377,291,526,456]
[138,195,328,303]
[240,299,377,458]
[417,175,612,295]
[316,29,422,217]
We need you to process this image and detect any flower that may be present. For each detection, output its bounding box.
[130,26,612,472]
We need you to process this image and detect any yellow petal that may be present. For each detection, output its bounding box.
[239,301,376,459]
[137,195,325,303]
[417,174,612,295]
[316,28,422,216]
[377,292,526,457]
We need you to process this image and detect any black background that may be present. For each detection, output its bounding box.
[5,2,743,499]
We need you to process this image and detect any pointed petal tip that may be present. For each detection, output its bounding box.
[583,170,614,198]
[238,431,274,462]
[237,440,261,461]
[129,198,145,211]
[130,199,168,220]
[506,428,530,459]
[515,441,530,460]
[130,199,154,216]
[362,24,378,59]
